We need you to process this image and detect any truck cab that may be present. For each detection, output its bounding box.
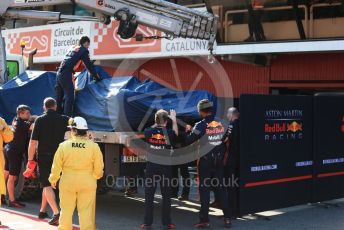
[6,54,25,80]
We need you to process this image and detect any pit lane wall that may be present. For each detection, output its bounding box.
[239,94,344,215]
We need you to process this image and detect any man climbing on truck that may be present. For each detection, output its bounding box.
[55,36,100,117]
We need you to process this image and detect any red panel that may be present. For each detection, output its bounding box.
[271,53,344,81]
[44,53,344,97]
[44,64,59,71]
[137,58,269,98]
[221,60,269,97]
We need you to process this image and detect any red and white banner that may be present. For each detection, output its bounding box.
[3,22,92,63]
[92,20,161,58]
[6,29,52,58]
[2,19,210,63]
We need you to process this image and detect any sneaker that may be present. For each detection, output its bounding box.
[48,213,60,226]
[124,188,137,197]
[178,195,189,201]
[38,212,49,219]
[224,218,232,228]
[140,223,152,229]
[8,200,25,208]
[163,223,176,229]
[193,222,210,228]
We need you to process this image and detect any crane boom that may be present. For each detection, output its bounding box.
[0,0,218,84]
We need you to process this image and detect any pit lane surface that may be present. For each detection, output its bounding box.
[1,190,343,230]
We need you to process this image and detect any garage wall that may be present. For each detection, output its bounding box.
[137,58,270,98]
[43,53,344,97]
[270,53,344,82]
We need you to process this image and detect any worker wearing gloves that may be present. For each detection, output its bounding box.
[185,99,231,229]
[49,117,104,230]
[56,36,100,117]
[0,117,14,219]
[141,109,178,230]
[4,105,32,208]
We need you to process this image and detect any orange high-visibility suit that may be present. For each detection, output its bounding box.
[49,136,104,230]
[0,118,14,205]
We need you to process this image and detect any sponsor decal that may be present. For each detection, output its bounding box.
[295,161,313,167]
[323,158,344,165]
[206,121,224,134]
[97,0,104,7]
[206,121,225,146]
[105,3,116,10]
[264,109,304,141]
[148,133,167,145]
[251,164,278,172]
[287,121,302,133]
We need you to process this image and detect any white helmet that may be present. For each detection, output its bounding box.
[68,117,88,130]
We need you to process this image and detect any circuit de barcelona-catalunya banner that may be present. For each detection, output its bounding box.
[239,94,344,215]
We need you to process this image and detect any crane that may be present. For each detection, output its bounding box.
[0,0,218,84]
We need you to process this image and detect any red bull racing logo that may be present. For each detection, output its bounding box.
[264,109,304,141]
[265,121,303,141]
[206,121,225,146]
[287,121,303,133]
[151,134,166,140]
[149,133,167,145]
[206,121,224,134]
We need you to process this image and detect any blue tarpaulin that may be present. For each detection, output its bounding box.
[0,67,217,131]
[0,71,56,123]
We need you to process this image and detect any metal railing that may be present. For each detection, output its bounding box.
[224,5,308,43]
[310,2,343,38]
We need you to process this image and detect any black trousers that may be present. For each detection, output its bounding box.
[224,162,240,218]
[198,157,230,222]
[56,71,74,117]
[144,162,172,226]
[172,163,191,197]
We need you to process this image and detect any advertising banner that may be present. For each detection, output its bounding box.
[91,20,162,59]
[3,18,211,63]
[313,93,344,202]
[239,94,313,215]
[3,22,92,63]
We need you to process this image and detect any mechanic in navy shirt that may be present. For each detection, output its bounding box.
[185,99,231,229]
[141,109,178,230]
[4,105,32,208]
[56,36,100,117]
[224,107,240,218]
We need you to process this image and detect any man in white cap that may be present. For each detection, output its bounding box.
[49,116,104,230]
